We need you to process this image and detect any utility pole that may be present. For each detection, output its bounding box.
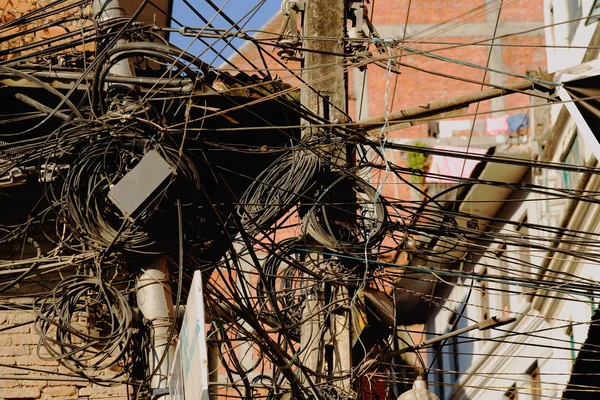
[299,0,353,398]
[301,0,347,131]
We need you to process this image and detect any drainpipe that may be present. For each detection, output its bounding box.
[136,257,175,391]
[92,0,137,96]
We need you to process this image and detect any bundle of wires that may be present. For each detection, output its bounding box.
[90,42,210,116]
[238,147,321,235]
[53,132,201,253]
[33,275,134,382]
[257,236,313,341]
[302,172,388,254]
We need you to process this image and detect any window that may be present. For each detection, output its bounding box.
[505,384,518,400]
[561,133,584,190]
[527,361,542,400]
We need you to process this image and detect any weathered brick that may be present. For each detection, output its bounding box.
[10,312,35,325]
[0,379,19,388]
[20,379,48,388]
[0,387,41,399]
[78,384,127,397]
[41,396,80,400]
[11,333,40,345]
[0,346,30,356]
[0,365,29,375]
[0,335,12,346]
[56,366,73,375]
[0,356,17,366]
[17,355,60,367]
[5,323,31,333]
[42,385,77,396]
[371,0,488,25]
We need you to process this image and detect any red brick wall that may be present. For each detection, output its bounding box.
[0,309,128,399]
[229,1,547,135]
[500,0,545,22]
[370,0,488,25]
[0,0,93,61]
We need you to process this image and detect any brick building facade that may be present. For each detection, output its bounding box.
[229,0,547,204]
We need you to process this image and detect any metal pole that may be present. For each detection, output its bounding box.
[356,316,516,378]
[385,316,516,360]
[356,79,540,132]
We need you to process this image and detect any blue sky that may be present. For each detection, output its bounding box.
[169,0,281,66]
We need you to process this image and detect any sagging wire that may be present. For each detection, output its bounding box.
[2,0,600,398]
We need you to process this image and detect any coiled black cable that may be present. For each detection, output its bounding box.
[238,148,321,235]
[33,275,134,382]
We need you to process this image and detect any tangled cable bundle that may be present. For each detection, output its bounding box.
[2,0,600,398]
[238,148,321,235]
[52,134,201,253]
[33,275,134,381]
[91,42,210,115]
[302,173,388,254]
[257,237,316,340]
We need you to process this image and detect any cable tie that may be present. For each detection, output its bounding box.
[278,352,298,370]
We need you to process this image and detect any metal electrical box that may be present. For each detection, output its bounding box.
[107,149,174,219]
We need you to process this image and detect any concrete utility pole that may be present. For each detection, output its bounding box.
[301,0,347,132]
[299,0,353,397]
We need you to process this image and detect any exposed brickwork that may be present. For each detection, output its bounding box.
[230,2,547,139]
[368,36,490,136]
[370,0,487,25]
[500,0,545,22]
[0,1,547,398]
[228,1,547,291]
[0,0,93,61]
[282,4,535,252]
[0,310,128,399]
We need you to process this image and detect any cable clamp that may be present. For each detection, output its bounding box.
[278,352,298,370]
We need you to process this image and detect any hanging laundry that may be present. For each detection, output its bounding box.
[486,115,509,135]
[507,113,529,132]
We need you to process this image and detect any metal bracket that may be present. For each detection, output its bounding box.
[0,167,29,187]
[39,163,69,183]
[348,1,367,42]
[278,0,305,61]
